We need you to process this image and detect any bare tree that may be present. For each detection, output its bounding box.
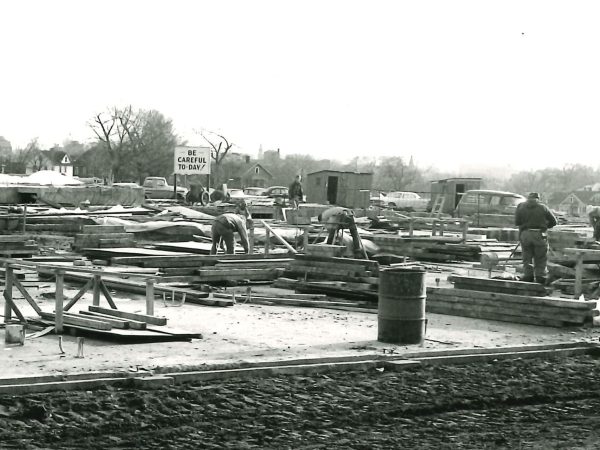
[201,130,233,187]
[89,106,136,182]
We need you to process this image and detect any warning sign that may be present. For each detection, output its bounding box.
[174,146,211,175]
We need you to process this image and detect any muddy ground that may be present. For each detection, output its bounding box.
[2,354,600,449]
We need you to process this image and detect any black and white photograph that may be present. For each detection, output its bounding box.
[1,0,600,448]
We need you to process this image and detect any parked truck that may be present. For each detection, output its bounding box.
[142,177,188,200]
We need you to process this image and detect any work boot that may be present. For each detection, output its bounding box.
[537,277,547,286]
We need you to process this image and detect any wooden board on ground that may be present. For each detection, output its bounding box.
[88,305,167,325]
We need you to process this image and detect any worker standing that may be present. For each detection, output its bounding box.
[288,175,304,210]
[587,205,600,241]
[318,206,363,258]
[514,192,557,285]
[210,202,253,255]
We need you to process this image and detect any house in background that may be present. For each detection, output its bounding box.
[553,191,600,216]
[26,149,73,176]
[236,162,273,188]
[306,170,373,209]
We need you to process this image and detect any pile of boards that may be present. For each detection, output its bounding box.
[38,305,202,342]
[0,236,39,258]
[371,235,517,262]
[277,254,380,301]
[427,275,598,327]
[74,225,135,252]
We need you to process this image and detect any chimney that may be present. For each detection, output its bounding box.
[245,155,250,164]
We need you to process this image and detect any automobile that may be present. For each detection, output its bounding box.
[377,191,429,211]
[243,187,267,196]
[263,186,289,206]
[112,182,141,188]
[370,191,387,207]
[454,189,526,217]
[142,177,188,200]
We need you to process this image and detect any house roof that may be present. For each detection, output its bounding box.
[42,149,72,166]
[307,170,373,176]
[558,191,600,206]
[240,162,273,179]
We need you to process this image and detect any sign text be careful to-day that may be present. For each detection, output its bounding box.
[174,146,211,175]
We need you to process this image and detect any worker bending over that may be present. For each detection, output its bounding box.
[514,192,557,285]
[318,206,363,258]
[587,205,600,241]
[210,202,253,255]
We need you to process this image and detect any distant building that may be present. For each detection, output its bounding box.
[553,191,600,216]
[238,162,273,188]
[27,149,73,177]
[306,170,373,209]
[430,177,482,214]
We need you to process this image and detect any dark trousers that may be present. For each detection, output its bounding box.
[211,221,235,254]
[326,215,361,251]
[593,218,600,241]
[520,229,548,282]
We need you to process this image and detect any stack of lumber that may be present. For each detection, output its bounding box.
[548,228,592,252]
[74,225,135,252]
[39,305,202,341]
[427,276,598,327]
[371,235,516,262]
[0,235,39,257]
[305,244,347,258]
[447,275,548,296]
[286,254,379,283]
[213,290,376,312]
[25,215,89,233]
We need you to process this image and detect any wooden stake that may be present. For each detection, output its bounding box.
[55,270,64,334]
[146,278,155,316]
[3,263,12,322]
[92,274,101,306]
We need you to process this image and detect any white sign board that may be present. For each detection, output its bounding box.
[174,146,211,175]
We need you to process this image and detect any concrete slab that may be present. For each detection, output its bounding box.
[2,281,600,380]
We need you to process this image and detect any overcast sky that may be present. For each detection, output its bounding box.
[1,0,598,172]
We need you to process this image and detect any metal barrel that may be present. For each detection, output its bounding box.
[378,267,426,345]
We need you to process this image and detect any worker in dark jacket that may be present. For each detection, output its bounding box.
[210,202,252,255]
[514,192,557,284]
[587,205,600,241]
[288,175,304,209]
[318,206,363,258]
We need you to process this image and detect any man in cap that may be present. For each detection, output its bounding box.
[210,201,253,255]
[514,192,557,284]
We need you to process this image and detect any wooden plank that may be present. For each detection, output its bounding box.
[78,310,147,329]
[427,287,597,310]
[448,275,548,295]
[452,283,548,297]
[64,278,93,312]
[88,305,167,325]
[260,220,297,254]
[81,225,126,234]
[39,312,113,330]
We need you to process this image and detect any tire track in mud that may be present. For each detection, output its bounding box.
[2,354,600,449]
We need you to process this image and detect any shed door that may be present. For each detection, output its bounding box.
[327,176,338,204]
[455,184,465,208]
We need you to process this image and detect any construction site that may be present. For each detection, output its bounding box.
[0,168,599,448]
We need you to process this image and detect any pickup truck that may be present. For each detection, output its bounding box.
[142,177,188,200]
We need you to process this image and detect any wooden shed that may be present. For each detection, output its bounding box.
[430,177,482,214]
[306,170,373,209]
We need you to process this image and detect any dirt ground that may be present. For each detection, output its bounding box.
[2,279,599,379]
[2,354,600,449]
